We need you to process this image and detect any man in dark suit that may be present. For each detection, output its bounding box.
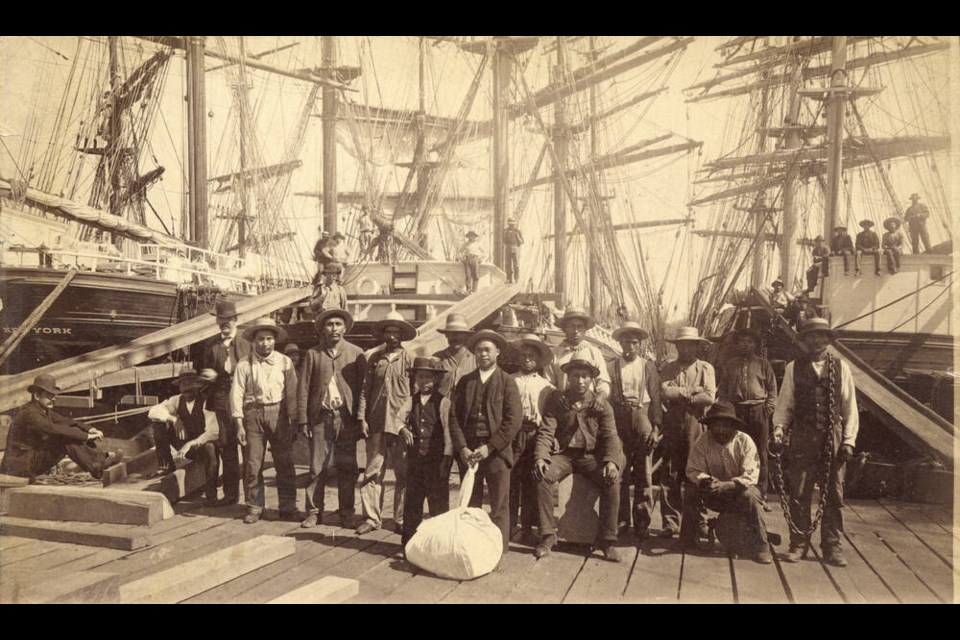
[196,299,251,506]
[533,359,624,562]
[448,329,523,558]
[296,309,366,529]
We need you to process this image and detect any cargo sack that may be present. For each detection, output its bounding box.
[404,464,503,580]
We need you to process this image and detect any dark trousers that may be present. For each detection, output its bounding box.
[908,223,931,254]
[304,411,358,519]
[461,453,511,555]
[883,248,901,274]
[537,449,620,543]
[660,406,706,530]
[0,438,110,481]
[832,251,850,274]
[614,404,655,535]
[805,264,823,291]
[505,248,520,284]
[855,248,881,274]
[463,255,480,293]
[734,403,770,497]
[784,427,846,551]
[215,409,242,501]
[401,453,450,547]
[681,483,768,553]
[152,422,218,500]
[242,404,297,514]
[509,426,538,531]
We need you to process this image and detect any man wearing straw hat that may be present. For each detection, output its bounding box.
[773,318,858,568]
[148,369,220,505]
[0,374,121,481]
[196,299,251,506]
[881,217,905,275]
[355,310,416,535]
[805,235,830,292]
[658,326,716,538]
[508,331,555,544]
[432,313,477,398]
[449,328,523,557]
[231,317,299,524]
[609,321,663,540]
[854,219,881,277]
[904,193,930,254]
[503,216,524,284]
[459,230,483,294]
[297,309,366,529]
[547,306,611,403]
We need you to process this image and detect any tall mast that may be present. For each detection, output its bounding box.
[751,68,770,289]
[186,36,208,248]
[780,37,803,289]
[107,36,122,244]
[321,36,338,234]
[492,37,512,275]
[587,36,599,317]
[233,36,252,259]
[552,37,569,306]
[823,35,848,235]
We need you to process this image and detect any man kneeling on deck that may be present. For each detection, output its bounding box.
[1,374,121,481]
[682,400,772,564]
[148,369,220,505]
[533,359,623,563]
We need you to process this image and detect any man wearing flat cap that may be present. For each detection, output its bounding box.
[230,317,299,524]
[533,359,624,562]
[356,310,416,535]
[297,309,366,529]
[448,328,523,557]
[609,321,662,540]
[148,369,220,505]
[683,400,772,564]
[773,318,859,568]
[659,326,716,538]
[548,306,612,404]
[717,328,777,511]
[1,374,121,481]
[432,313,477,398]
[829,225,854,275]
[854,219,881,276]
[904,193,930,254]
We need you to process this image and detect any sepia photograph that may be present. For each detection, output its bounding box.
[0,35,956,604]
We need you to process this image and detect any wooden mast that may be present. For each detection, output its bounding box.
[780,37,803,290]
[751,67,770,289]
[233,37,252,259]
[552,36,568,306]
[186,36,208,249]
[321,36,338,235]
[587,36,599,317]
[492,37,512,275]
[824,35,848,236]
[107,36,122,245]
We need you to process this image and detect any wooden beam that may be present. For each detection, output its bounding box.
[294,190,492,209]
[208,160,302,185]
[0,516,151,550]
[704,136,951,170]
[0,269,76,367]
[267,576,360,604]
[569,87,667,134]
[205,41,300,73]
[543,217,694,239]
[5,486,174,525]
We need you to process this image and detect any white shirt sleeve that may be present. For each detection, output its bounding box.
[773,361,796,430]
[390,397,413,436]
[440,396,453,456]
[230,361,248,420]
[735,435,760,488]
[593,345,611,396]
[685,434,711,485]
[148,395,180,423]
[840,360,859,447]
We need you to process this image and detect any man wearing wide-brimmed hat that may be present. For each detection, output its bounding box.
[769,278,794,311]
[508,331,555,544]
[296,309,366,529]
[904,192,930,254]
[659,326,716,538]
[230,317,299,524]
[547,306,611,403]
[148,369,220,505]
[432,313,477,397]
[773,318,859,568]
[717,328,777,510]
[502,216,524,284]
[0,374,121,481]
[309,261,348,314]
[881,217,904,275]
[609,321,663,540]
[683,400,772,564]
[805,235,830,292]
[854,219,881,276]
[355,310,417,535]
[458,230,483,294]
[195,298,251,506]
[533,359,623,562]
[829,225,854,275]
[449,328,523,557]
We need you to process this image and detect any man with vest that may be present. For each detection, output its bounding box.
[148,369,220,505]
[533,359,624,562]
[503,216,524,284]
[230,317,299,524]
[609,321,663,541]
[296,309,366,529]
[773,318,859,567]
[904,193,931,254]
[432,313,477,398]
[449,329,523,558]
[196,299,251,506]
[0,374,121,481]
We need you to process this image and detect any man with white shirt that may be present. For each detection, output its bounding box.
[773,318,859,567]
[148,370,220,506]
[296,309,366,529]
[459,230,483,294]
[231,317,299,524]
[547,306,611,404]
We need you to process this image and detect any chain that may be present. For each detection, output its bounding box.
[768,353,838,540]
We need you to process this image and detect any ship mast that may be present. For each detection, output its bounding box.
[185,36,208,248]
[780,36,804,290]
[552,36,569,306]
[823,35,848,236]
[587,36,600,316]
[322,35,338,235]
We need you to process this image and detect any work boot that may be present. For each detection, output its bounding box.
[243,510,261,525]
[599,543,622,563]
[657,524,680,539]
[216,495,239,507]
[754,546,774,565]
[534,534,557,559]
[301,512,320,528]
[823,546,848,567]
[782,544,807,563]
[356,521,377,536]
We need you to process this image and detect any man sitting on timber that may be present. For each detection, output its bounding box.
[148,369,220,505]
[682,400,772,564]
[0,374,121,481]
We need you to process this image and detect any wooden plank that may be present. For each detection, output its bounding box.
[119,535,296,604]
[440,546,534,604]
[621,501,683,604]
[1,568,120,604]
[268,576,359,604]
[731,546,790,604]
[6,485,173,525]
[678,548,735,603]
[508,544,588,604]
[918,504,956,536]
[38,547,126,574]
[878,499,957,560]
[345,555,420,603]
[564,544,639,603]
[0,535,35,551]
[805,542,898,604]
[846,501,954,602]
[556,474,600,544]
[0,539,63,566]
[763,500,844,604]
[0,542,100,574]
[0,517,150,551]
[381,571,460,604]
[101,448,160,487]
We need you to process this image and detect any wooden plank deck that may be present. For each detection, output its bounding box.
[1,459,954,604]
